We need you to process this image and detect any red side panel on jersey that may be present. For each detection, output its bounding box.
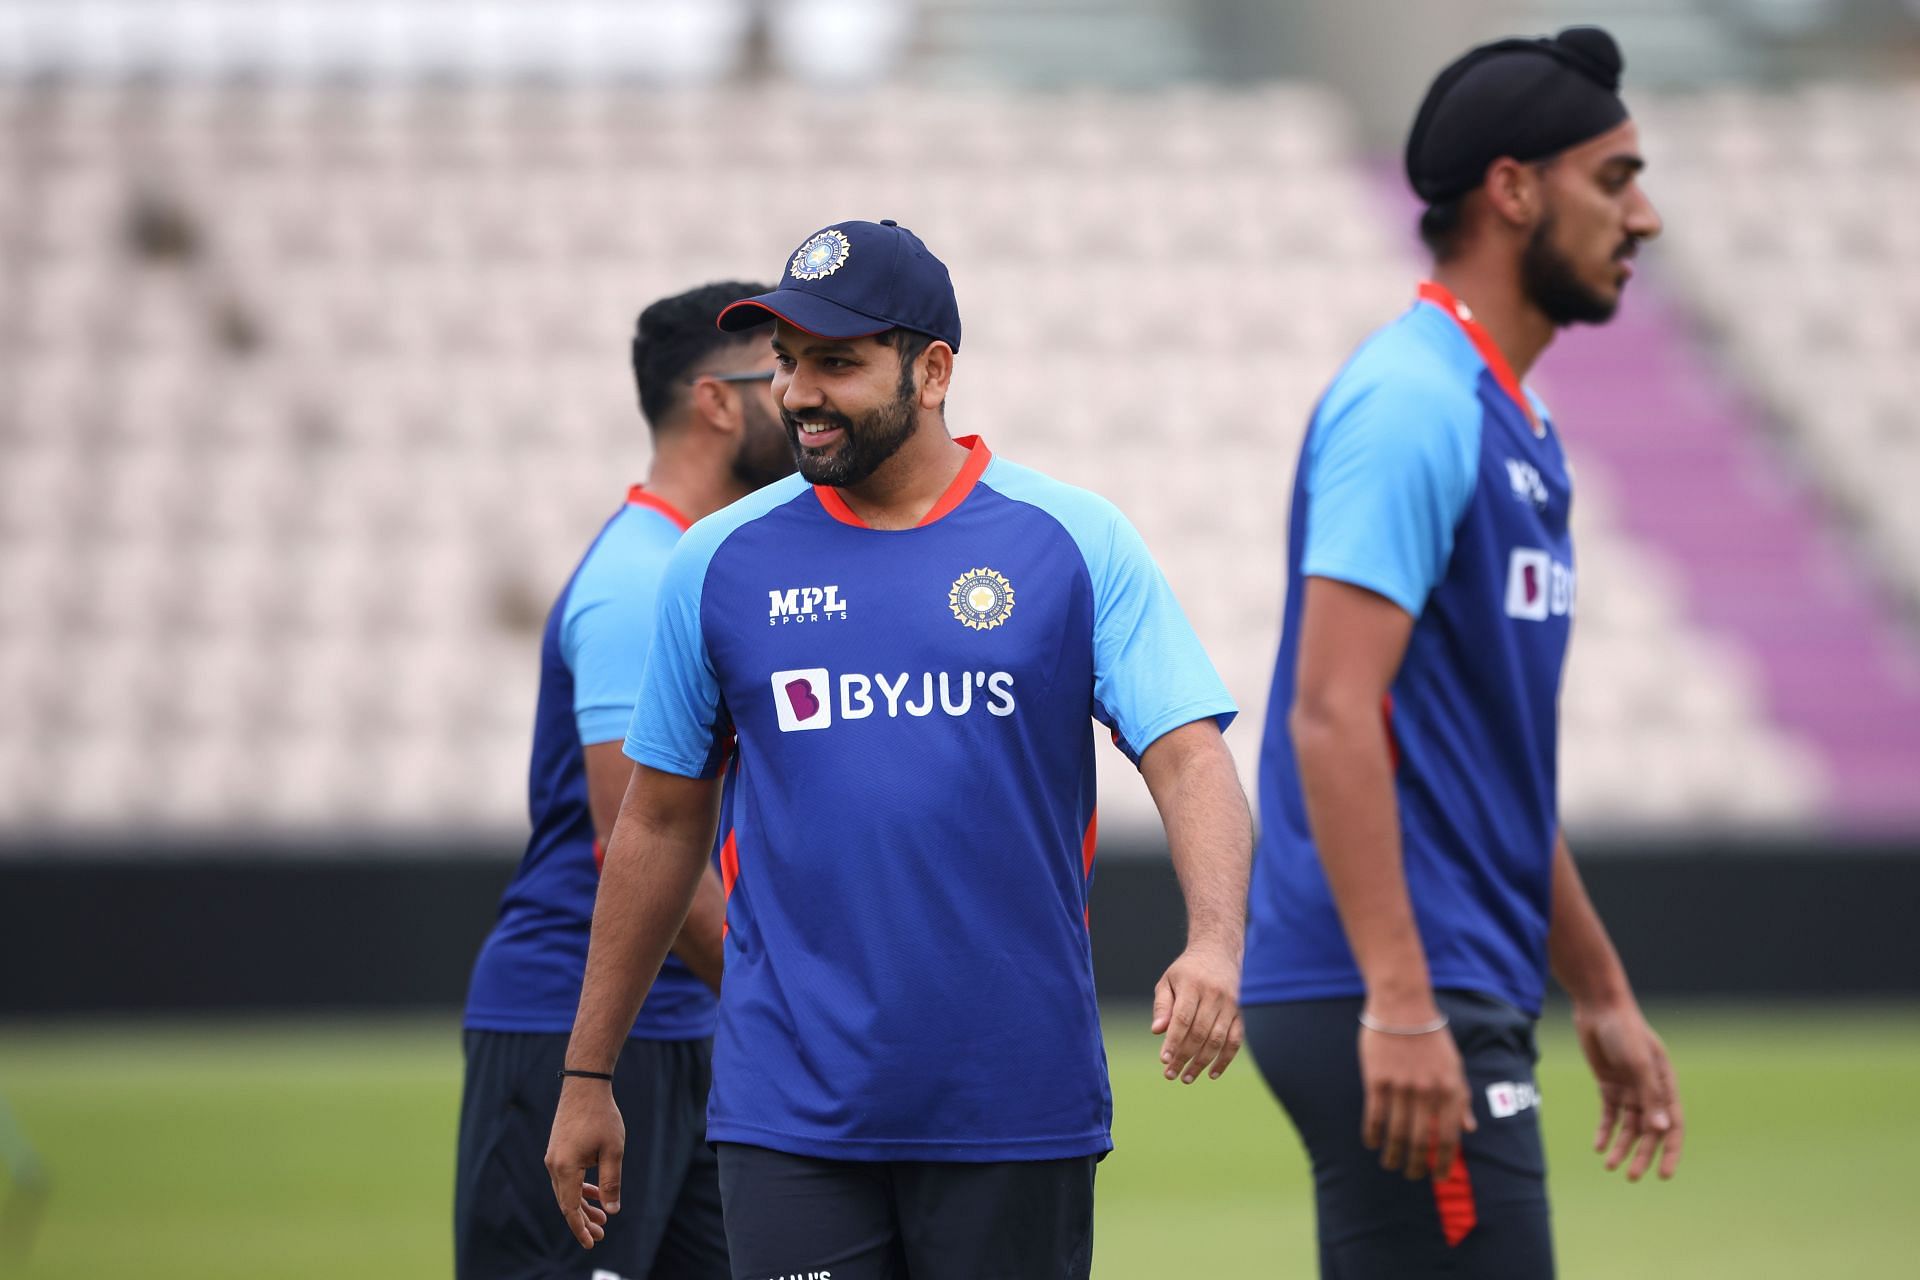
[1080,810,1099,928]
[718,829,740,938]
[1382,693,1400,773]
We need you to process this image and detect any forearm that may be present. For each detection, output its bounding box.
[565,790,718,1073]
[669,867,726,995]
[1144,723,1253,954]
[1292,702,1434,1018]
[1548,832,1632,1006]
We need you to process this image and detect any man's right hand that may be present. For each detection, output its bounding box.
[1359,1013,1477,1181]
[544,1079,624,1249]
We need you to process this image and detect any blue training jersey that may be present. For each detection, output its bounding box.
[465,488,718,1041]
[623,436,1236,1162]
[1243,283,1575,1018]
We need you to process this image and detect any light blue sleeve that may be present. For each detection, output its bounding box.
[621,520,731,779]
[1301,375,1481,616]
[988,461,1238,764]
[1089,509,1239,762]
[561,520,670,745]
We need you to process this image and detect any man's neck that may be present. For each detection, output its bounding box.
[835,419,969,531]
[1430,258,1556,383]
[642,449,745,527]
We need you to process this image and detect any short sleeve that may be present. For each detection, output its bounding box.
[1301,378,1481,616]
[561,556,662,746]
[622,536,729,778]
[1087,510,1238,764]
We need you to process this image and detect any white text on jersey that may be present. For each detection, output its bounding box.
[770,669,1015,732]
[768,585,848,624]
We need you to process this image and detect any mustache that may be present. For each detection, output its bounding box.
[1614,238,1640,262]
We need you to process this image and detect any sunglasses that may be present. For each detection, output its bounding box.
[692,370,776,385]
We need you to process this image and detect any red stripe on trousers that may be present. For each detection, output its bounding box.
[1432,1150,1478,1247]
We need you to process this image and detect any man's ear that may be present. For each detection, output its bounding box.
[687,377,740,439]
[917,341,955,411]
[1482,156,1545,232]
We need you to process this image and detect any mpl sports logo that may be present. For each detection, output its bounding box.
[771,668,1016,731]
[1505,458,1549,509]
[1504,548,1574,621]
[768,585,847,625]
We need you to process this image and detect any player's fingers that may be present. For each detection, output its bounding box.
[1403,1098,1433,1181]
[1160,986,1200,1079]
[1641,1056,1675,1139]
[546,1161,594,1249]
[1181,1000,1233,1083]
[1379,1087,1411,1172]
[597,1149,623,1215]
[1658,1103,1686,1180]
[1604,1108,1641,1172]
[1594,1094,1621,1154]
[1626,1124,1664,1183]
[1362,1078,1387,1151]
[1207,1013,1245,1080]
[1432,1084,1470,1180]
[1151,975,1174,1037]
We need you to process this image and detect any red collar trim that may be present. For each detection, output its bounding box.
[626,486,694,532]
[1416,281,1540,434]
[814,435,993,530]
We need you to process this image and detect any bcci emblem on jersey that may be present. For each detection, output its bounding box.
[949,567,1015,631]
[789,229,852,281]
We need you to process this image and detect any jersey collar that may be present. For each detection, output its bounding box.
[626,485,694,532]
[1416,281,1542,436]
[814,435,993,530]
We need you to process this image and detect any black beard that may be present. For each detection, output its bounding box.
[1521,213,1623,327]
[731,395,799,491]
[783,389,917,488]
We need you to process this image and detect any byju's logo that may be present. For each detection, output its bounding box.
[771,669,832,732]
[769,586,847,625]
[1504,548,1574,621]
[770,668,1016,731]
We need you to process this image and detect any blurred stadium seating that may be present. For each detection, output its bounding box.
[6,74,1891,837]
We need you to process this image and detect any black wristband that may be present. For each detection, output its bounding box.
[557,1068,614,1082]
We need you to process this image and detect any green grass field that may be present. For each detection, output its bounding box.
[2,1005,1916,1278]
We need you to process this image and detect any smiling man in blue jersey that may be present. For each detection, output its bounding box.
[456,281,795,1280]
[1242,28,1685,1278]
[544,220,1254,1279]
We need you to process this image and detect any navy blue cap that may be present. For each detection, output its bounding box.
[718,219,961,352]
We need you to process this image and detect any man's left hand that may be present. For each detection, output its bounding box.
[1151,944,1243,1084]
[1573,998,1684,1182]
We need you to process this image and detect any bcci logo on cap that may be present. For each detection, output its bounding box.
[949,568,1015,631]
[789,229,852,282]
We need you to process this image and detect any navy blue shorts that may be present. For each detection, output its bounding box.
[714,1143,1098,1280]
[1246,992,1554,1279]
[454,1030,728,1280]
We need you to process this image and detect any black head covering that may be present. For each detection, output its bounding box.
[1406,26,1629,205]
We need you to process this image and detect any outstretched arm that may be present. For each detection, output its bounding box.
[1549,832,1684,1181]
[1139,719,1254,1084]
[545,763,722,1249]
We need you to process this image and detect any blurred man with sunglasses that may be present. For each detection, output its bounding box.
[456,281,792,1279]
